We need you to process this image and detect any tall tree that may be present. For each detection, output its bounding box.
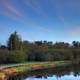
[7,31,22,50]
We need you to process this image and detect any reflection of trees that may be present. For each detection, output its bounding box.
[9,65,80,79]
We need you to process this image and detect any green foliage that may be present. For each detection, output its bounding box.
[0,31,80,64]
[0,50,9,63]
[7,31,22,50]
[8,50,26,63]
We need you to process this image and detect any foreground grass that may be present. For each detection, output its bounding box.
[0,61,72,79]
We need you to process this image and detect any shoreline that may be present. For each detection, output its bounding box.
[0,61,72,80]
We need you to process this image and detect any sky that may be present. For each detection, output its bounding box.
[0,0,80,44]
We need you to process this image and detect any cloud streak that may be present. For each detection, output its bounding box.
[0,0,23,20]
[0,0,34,26]
[67,27,80,37]
[50,0,65,23]
[23,0,48,18]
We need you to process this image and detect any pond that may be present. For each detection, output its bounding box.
[8,65,80,80]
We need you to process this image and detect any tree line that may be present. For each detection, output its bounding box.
[0,31,80,64]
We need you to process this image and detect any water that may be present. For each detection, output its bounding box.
[25,75,80,80]
[9,65,80,80]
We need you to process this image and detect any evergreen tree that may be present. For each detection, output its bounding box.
[7,31,22,50]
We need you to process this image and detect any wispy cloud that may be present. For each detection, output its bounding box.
[0,0,33,25]
[50,0,64,22]
[67,27,80,37]
[0,0,23,19]
[0,12,20,22]
[23,0,48,18]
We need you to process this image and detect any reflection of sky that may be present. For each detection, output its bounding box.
[60,75,80,80]
[25,75,80,80]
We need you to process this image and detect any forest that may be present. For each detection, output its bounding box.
[0,31,80,64]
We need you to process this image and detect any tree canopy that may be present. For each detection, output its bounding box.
[0,31,80,63]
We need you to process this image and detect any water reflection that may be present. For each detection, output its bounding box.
[25,73,80,80]
[25,75,80,80]
[9,65,80,80]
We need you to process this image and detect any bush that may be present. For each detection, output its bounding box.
[8,50,26,63]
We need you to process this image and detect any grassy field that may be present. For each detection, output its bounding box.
[0,61,72,79]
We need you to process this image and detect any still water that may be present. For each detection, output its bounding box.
[9,65,80,80]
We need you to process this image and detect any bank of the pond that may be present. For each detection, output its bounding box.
[0,61,72,80]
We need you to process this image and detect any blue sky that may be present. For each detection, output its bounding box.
[0,0,80,44]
